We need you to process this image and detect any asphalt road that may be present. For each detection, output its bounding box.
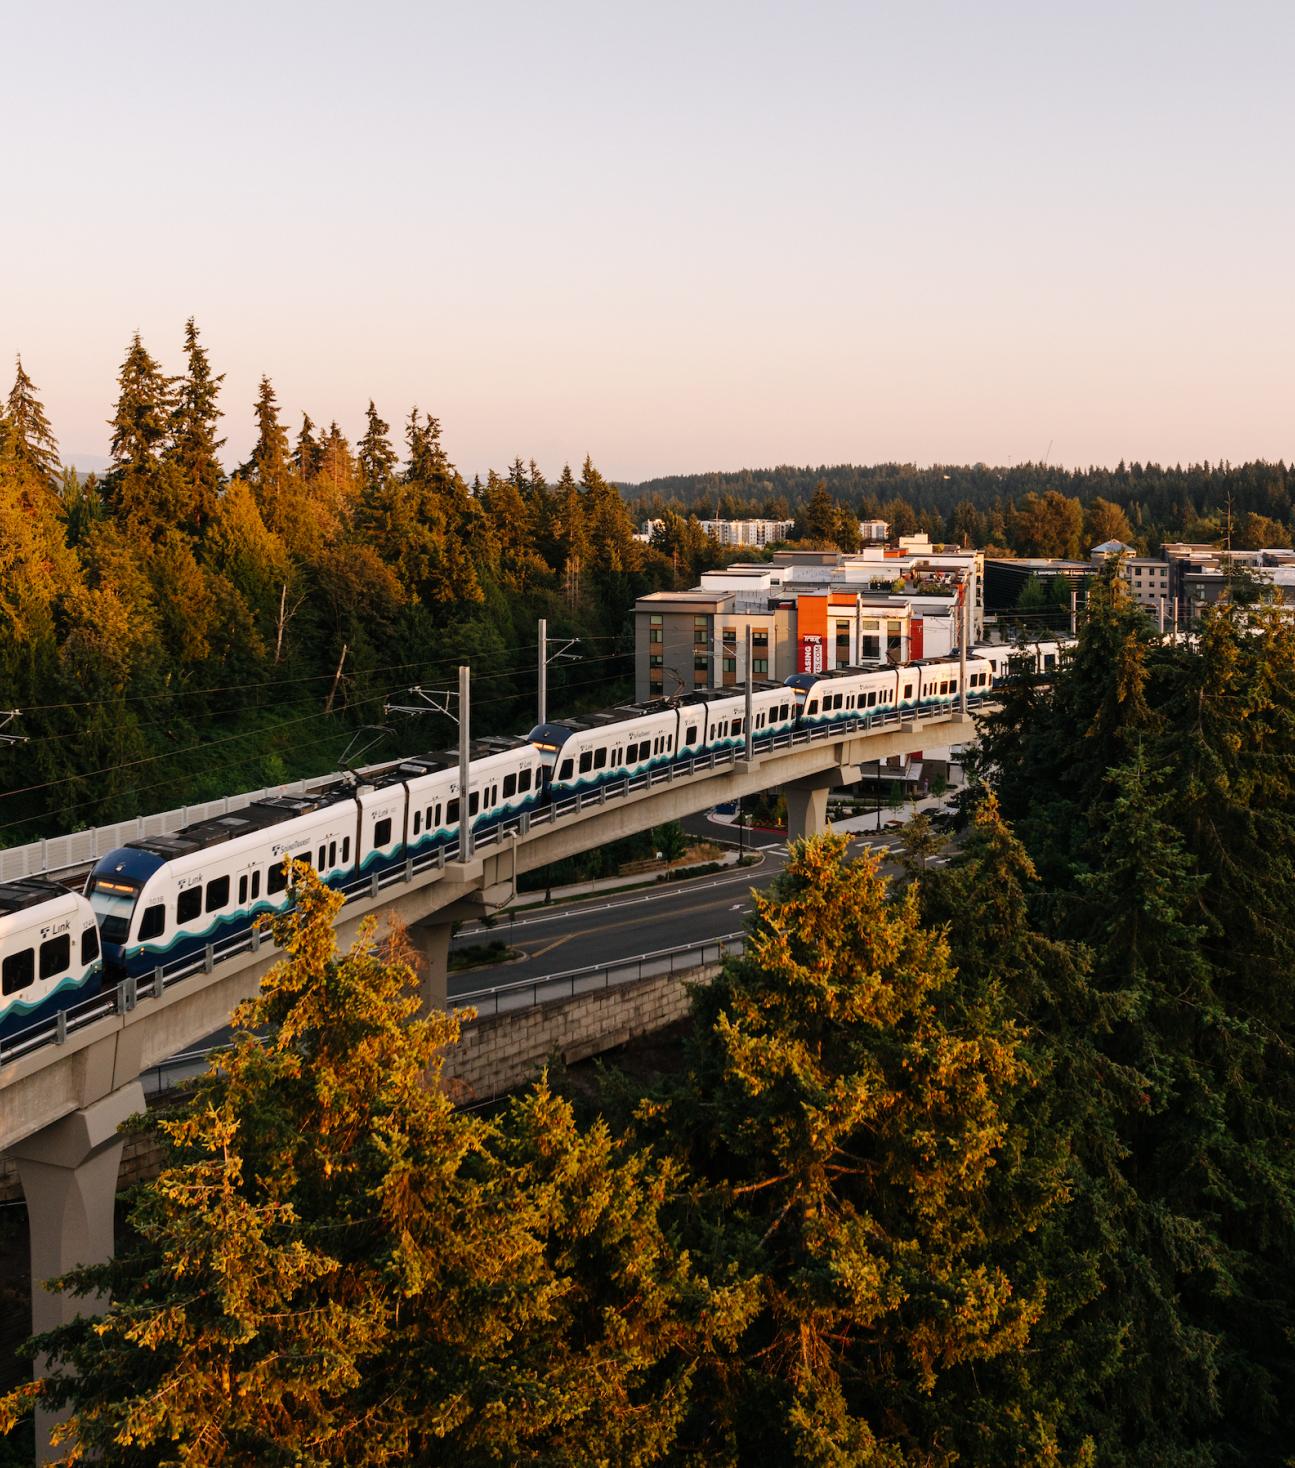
[448,823,913,1000]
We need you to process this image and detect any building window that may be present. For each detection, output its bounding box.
[649,627,662,644]
[650,613,663,625]
[694,628,708,645]
[754,658,768,674]
[723,657,737,675]
[753,629,768,648]
[649,652,663,667]
[694,654,709,670]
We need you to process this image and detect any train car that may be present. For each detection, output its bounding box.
[537,701,681,799]
[400,737,547,860]
[87,789,361,981]
[0,879,102,1043]
[683,684,797,758]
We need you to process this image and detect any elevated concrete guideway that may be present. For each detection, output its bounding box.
[0,705,977,1155]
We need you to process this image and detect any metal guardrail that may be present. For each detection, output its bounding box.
[453,931,747,1019]
[0,702,977,1070]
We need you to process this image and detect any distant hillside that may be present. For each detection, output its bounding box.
[618,458,1294,542]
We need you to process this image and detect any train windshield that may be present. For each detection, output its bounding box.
[89,880,139,944]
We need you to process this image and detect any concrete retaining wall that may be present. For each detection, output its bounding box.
[443,962,721,1104]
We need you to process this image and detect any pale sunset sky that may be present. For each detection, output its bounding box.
[3,0,1291,481]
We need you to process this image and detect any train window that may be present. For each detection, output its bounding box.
[139,904,165,941]
[239,875,248,905]
[667,735,673,751]
[341,839,350,865]
[81,926,100,965]
[519,769,532,793]
[685,725,698,744]
[413,811,422,837]
[868,692,877,707]
[268,865,287,896]
[503,773,517,798]
[178,887,202,924]
[733,719,743,736]
[579,751,593,774]
[447,798,460,824]
[807,701,818,715]
[2,948,33,994]
[593,748,607,770]
[374,818,393,847]
[329,842,337,868]
[469,792,480,817]
[1044,654,1056,670]
[206,877,230,914]
[40,934,71,980]
[318,845,327,870]
[903,684,913,699]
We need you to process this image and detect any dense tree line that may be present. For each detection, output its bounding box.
[625,461,1295,559]
[6,571,1293,1463]
[0,331,671,846]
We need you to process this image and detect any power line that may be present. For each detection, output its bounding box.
[0,663,637,837]
[15,634,630,715]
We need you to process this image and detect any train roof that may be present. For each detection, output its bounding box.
[122,790,350,862]
[0,878,78,916]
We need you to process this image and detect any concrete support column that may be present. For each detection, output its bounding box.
[784,784,830,842]
[409,920,452,1014]
[9,1080,144,1463]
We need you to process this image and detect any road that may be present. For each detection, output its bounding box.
[447,822,916,1000]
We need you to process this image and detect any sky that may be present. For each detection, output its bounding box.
[2,0,1292,482]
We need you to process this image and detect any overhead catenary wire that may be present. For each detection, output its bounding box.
[0,665,639,838]
[13,634,631,715]
[11,647,636,752]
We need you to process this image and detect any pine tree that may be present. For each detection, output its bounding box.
[356,399,397,501]
[105,332,186,536]
[669,836,1050,1463]
[107,332,171,477]
[2,355,61,486]
[239,376,292,531]
[165,317,225,529]
[292,411,321,478]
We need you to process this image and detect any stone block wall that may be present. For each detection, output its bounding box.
[444,963,721,1104]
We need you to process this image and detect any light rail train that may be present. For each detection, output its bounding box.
[0,640,1062,1041]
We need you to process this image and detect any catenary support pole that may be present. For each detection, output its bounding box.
[745,625,754,762]
[1159,597,1166,634]
[958,576,969,718]
[855,592,863,666]
[537,617,547,726]
[1070,585,1077,637]
[458,664,472,863]
[1172,596,1179,643]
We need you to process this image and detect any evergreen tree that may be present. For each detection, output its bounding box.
[239,376,292,530]
[105,333,185,536]
[356,399,397,501]
[293,411,322,478]
[2,355,61,486]
[667,836,1052,1463]
[165,317,225,529]
[107,332,172,477]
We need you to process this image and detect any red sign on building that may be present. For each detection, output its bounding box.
[798,634,824,674]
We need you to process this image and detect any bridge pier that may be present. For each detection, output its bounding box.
[784,784,830,842]
[9,1080,144,1462]
[409,920,451,1014]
